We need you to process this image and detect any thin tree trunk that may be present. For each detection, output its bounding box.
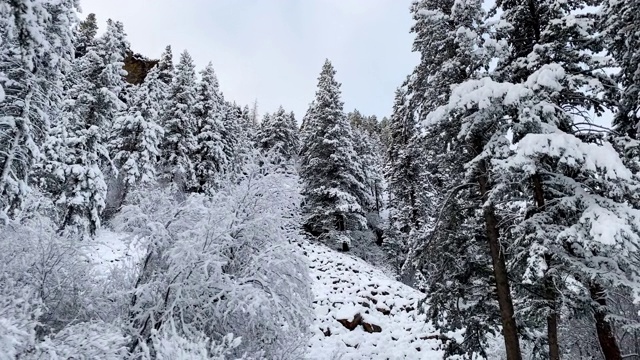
[590,282,622,360]
[0,130,23,197]
[532,173,561,360]
[546,284,560,360]
[474,137,522,360]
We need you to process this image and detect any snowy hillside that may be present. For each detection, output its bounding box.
[305,243,446,359]
[89,230,447,359]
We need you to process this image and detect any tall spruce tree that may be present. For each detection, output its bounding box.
[384,88,422,234]
[110,64,166,196]
[159,50,198,193]
[221,102,245,176]
[288,111,300,154]
[55,19,127,235]
[257,106,299,161]
[396,0,513,357]
[300,60,369,241]
[73,13,97,58]
[349,110,383,215]
[417,0,634,358]
[0,0,78,218]
[192,62,227,192]
[603,0,640,139]
[490,0,628,358]
[157,45,174,87]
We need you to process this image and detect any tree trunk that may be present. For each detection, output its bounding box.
[546,287,560,360]
[589,282,622,360]
[532,174,560,360]
[474,138,522,360]
[0,130,23,199]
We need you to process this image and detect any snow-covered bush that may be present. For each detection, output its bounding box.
[0,283,40,358]
[0,193,130,358]
[35,322,128,359]
[137,321,242,360]
[0,211,107,329]
[113,159,313,359]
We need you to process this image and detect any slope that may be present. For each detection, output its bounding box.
[305,242,447,359]
[89,230,451,359]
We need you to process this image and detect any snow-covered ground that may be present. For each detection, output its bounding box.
[86,229,144,276]
[306,242,445,359]
[91,229,447,359]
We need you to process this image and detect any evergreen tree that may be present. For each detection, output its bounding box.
[0,0,78,218]
[159,50,198,193]
[396,0,509,357]
[110,64,166,195]
[73,13,97,58]
[489,0,625,357]
[55,18,127,235]
[218,102,245,176]
[192,62,227,192]
[299,100,317,152]
[603,0,640,138]
[384,88,422,234]
[417,0,630,358]
[256,106,299,161]
[300,60,369,241]
[157,45,174,87]
[349,110,383,214]
[379,116,392,151]
[288,111,300,153]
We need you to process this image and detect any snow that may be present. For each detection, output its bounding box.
[305,242,445,359]
[87,229,144,275]
[502,132,633,180]
[89,230,448,359]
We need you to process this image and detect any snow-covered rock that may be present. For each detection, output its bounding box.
[305,242,446,359]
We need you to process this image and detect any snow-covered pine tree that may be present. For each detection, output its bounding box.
[157,45,174,87]
[220,102,245,176]
[192,62,227,192]
[56,19,127,236]
[256,106,299,162]
[384,88,422,235]
[288,111,300,154]
[110,64,166,199]
[31,0,80,217]
[73,13,97,58]
[300,60,369,245]
[378,116,391,151]
[0,0,78,218]
[396,0,512,357]
[602,0,640,138]
[489,0,628,357]
[249,99,259,129]
[256,112,271,145]
[349,110,383,215]
[299,100,317,153]
[159,50,198,193]
[381,93,418,268]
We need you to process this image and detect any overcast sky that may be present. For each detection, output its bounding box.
[79,0,419,121]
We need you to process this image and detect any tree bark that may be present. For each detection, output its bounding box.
[532,174,560,360]
[474,137,522,360]
[546,285,560,360]
[590,282,622,360]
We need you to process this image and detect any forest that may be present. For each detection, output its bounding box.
[2,0,640,359]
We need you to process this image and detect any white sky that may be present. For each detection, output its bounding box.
[80,0,419,121]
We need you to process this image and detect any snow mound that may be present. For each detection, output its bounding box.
[305,242,445,359]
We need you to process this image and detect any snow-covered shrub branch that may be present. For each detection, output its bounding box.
[0,193,129,358]
[113,159,312,359]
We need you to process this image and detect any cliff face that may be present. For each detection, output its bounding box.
[123,51,158,85]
